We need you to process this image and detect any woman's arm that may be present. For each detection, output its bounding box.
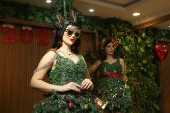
[88,60,101,73]
[81,56,94,91]
[30,51,82,92]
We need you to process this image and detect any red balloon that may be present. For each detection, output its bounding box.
[154,45,168,62]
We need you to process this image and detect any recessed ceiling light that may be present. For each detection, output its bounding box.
[133,13,140,16]
[89,9,94,12]
[169,25,170,28]
[46,0,52,3]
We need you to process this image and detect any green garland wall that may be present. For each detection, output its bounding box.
[1,1,170,113]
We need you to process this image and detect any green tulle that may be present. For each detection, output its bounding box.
[33,53,102,113]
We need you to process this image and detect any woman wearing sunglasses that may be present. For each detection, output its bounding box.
[30,22,101,113]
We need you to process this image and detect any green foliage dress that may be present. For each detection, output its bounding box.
[33,52,101,113]
[94,58,133,113]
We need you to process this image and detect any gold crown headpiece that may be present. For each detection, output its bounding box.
[100,37,118,50]
[55,10,77,28]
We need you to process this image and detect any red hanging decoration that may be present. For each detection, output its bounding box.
[68,102,74,109]
[72,45,75,49]
[20,28,33,44]
[153,45,168,67]
[37,29,50,45]
[117,100,120,102]
[2,26,17,43]
[60,42,62,45]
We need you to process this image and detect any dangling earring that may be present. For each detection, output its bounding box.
[72,45,75,49]
[60,41,62,46]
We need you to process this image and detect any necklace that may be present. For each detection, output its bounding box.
[58,49,73,56]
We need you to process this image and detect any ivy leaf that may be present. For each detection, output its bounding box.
[138,37,141,42]
[140,47,145,52]
[153,104,159,110]
[124,46,130,52]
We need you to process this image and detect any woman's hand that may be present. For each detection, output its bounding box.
[62,82,83,92]
[81,78,93,90]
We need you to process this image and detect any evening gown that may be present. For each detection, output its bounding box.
[33,50,101,113]
[94,57,133,113]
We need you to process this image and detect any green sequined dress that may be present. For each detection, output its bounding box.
[33,51,101,113]
[94,58,133,112]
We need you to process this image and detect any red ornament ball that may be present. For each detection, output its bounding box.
[68,102,74,109]
[96,105,102,110]
[117,90,120,93]
[117,100,120,102]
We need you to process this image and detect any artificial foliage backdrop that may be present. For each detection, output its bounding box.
[1,0,170,113]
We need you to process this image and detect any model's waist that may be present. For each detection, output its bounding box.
[98,73,122,79]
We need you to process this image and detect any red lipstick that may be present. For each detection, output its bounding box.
[70,39,75,42]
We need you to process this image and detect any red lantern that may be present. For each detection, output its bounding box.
[153,45,168,62]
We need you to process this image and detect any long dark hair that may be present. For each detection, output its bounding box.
[52,22,81,54]
[100,40,116,60]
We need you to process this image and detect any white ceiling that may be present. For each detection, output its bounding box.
[4,0,170,30]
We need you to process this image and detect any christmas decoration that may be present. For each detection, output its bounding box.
[154,44,168,63]
[84,104,88,110]
[20,27,33,44]
[96,105,102,110]
[2,25,17,43]
[68,102,74,109]
[94,96,108,110]
[37,29,50,45]
[100,37,118,50]
[98,73,122,79]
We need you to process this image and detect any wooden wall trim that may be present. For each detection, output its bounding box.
[132,14,170,31]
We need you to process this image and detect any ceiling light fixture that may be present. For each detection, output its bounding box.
[46,0,52,3]
[89,9,94,12]
[169,25,170,28]
[133,13,140,16]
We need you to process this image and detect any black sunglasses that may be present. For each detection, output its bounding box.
[65,29,81,38]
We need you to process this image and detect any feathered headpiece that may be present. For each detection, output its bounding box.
[55,10,77,28]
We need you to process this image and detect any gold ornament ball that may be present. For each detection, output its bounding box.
[112,104,114,107]
[110,89,113,91]
[115,93,117,96]
[84,104,88,110]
